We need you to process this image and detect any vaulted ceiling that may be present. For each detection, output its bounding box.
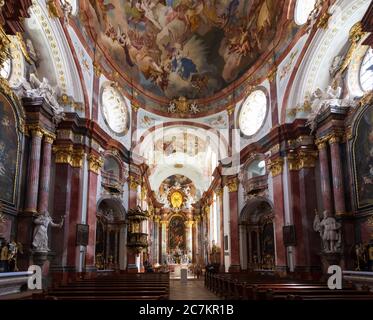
[76,0,290,104]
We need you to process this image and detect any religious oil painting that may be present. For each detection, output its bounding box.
[0,93,19,205]
[169,216,185,250]
[353,104,373,209]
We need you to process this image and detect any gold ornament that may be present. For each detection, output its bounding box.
[87,153,104,174]
[170,190,184,209]
[267,158,284,177]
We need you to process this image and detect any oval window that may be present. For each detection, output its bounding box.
[294,0,316,26]
[239,90,268,137]
[101,85,129,135]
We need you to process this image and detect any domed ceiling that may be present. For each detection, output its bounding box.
[76,0,292,106]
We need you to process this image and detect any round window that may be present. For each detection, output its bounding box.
[294,0,316,26]
[360,47,373,92]
[239,90,268,137]
[101,85,129,135]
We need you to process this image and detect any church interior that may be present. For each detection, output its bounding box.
[1,0,373,302]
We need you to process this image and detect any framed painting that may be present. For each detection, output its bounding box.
[352,104,373,210]
[0,93,20,205]
[76,224,89,246]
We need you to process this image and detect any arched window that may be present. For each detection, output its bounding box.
[360,47,373,92]
[246,159,266,180]
[294,0,316,26]
[239,90,268,137]
[101,84,129,135]
[0,58,12,80]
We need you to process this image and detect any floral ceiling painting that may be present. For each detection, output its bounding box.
[79,0,285,100]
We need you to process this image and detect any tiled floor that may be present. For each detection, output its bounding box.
[169,279,221,300]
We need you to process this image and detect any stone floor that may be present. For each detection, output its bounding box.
[169,279,221,300]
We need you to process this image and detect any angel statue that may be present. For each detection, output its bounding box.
[168,101,177,113]
[28,74,65,122]
[32,211,65,253]
[313,210,342,253]
[189,102,200,114]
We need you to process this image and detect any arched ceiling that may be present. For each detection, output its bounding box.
[74,0,294,111]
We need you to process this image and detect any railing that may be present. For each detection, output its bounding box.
[244,175,268,194]
[101,170,123,192]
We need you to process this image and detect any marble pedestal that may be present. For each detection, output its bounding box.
[320,252,343,280]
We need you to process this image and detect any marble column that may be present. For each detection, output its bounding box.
[66,151,85,272]
[239,224,247,270]
[329,135,346,216]
[194,217,200,264]
[25,128,43,213]
[160,220,168,264]
[269,157,287,271]
[153,218,159,264]
[37,134,54,213]
[248,229,252,264]
[85,154,103,271]
[317,140,333,214]
[227,178,240,272]
[185,220,193,259]
[114,230,119,266]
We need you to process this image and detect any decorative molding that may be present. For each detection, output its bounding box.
[359,91,373,107]
[129,175,141,190]
[15,32,32,64]
[227,105,235,116]
[93,62,102,77]
[0,24,10,71]
[46,0,61,18]
[317,11,332,29]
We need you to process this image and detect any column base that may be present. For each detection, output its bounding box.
[228,264,241,273]
[293,266,323,280]
[127,264,139,273]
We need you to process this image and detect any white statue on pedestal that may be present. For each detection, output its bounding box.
[313,210,342,253]
[32,211,65,252]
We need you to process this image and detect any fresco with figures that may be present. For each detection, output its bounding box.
[0,94,19,204]
[79,0,284,100]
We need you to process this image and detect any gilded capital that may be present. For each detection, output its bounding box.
[71,148,85,168]
[287,153,299,171]
[87,153,104,174]
[31,128,44,138]
[226,178,238,193]
[53,144,73,165]
[298,150,318,169]
[160,220,169,227]
[267,157,284,177]
[328,134,341,145]
[185,220,194,227]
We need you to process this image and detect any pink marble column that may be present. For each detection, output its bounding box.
[317,141,333,214]
[25,128,43,213]
[37,135,54,213]
[228,182,240,272]
[85,169,99,271]
[270,161,287,271]
[329,136,346,216]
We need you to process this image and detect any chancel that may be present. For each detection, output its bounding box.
[0,0,373,302]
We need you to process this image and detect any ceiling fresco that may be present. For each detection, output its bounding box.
[78,0,288,103]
